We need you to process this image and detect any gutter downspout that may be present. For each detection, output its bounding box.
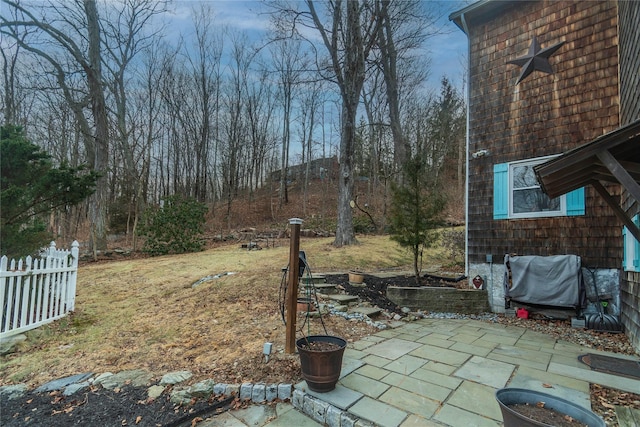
[461,12,471,278]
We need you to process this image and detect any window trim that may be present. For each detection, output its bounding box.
[509,156,565,219]
[493,156,585,220]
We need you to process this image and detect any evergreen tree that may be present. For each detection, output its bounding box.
[1,125,99,258]
[389,154,446,283]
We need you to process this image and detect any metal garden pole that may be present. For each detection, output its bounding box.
[285,218,303,353]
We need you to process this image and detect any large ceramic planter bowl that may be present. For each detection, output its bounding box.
[495,388,605,427]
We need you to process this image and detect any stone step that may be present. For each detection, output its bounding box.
[299,283,338,294]
[326,294,359,304]
[300,274,326,285]
[349,306,382,317]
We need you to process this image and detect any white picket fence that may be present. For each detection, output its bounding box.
[1,241,79,338]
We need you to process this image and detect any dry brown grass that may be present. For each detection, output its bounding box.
[1,235,446,388]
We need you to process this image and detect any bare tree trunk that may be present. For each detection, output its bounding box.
[377,1,408,173]
[306,0,380,246]
[85,0,109,252]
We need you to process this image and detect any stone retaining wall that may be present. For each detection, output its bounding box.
[387,287,490,314]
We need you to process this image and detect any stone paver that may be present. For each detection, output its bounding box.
[264,406,323,426]
[422,360,457,375]
[340,357,365,377]
[455,355,515,388]
[362,353,393,367]
[409,343,471,366]
[383,354,427,375]
[446,380,503,421]
[514,365,590,392]
[303,384,362,410]
[412,367,462,390]
[349,396,408,427]
[355,364,391,380]
[508,371,591,409]
[364,338,422,360]
[231,404,277,426]
[399,414,447,427]
[378,386,440,419]
[448,341,492,357]
[382,371,452,403]
[416,335,455,348]
[339,372,390,398]
[548,362,640,394]
[434,404,502,427]
[488,344,552,370]
[199,412,247,426]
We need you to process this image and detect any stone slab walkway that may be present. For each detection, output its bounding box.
[293,317,640,426]
[4,317,637,426]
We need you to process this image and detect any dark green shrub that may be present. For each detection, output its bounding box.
[353,214,376,234]
[138,195,208,256]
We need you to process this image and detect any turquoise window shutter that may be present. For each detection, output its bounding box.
[493,163,508,219]
[634,214,639,268]
[566,187,585,216]
[622,226,627,270]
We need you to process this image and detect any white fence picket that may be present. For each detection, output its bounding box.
[1,241,80,338]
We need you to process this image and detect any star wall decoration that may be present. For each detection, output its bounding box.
[507,36,564,84]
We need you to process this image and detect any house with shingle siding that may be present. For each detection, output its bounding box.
[450,0,640,352]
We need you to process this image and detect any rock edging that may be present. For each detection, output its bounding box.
[0,369,294,406]
[292,387,376,427]
[0,369,378,426]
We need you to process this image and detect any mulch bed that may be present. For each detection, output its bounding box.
[0,385,241,427]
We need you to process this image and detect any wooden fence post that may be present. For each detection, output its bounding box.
[285,218,303,354]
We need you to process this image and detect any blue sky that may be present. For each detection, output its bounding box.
[168,0,470,91]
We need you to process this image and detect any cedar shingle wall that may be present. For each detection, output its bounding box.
[619,0,640,127]
[618,0,640,355]
[466,0,621,268]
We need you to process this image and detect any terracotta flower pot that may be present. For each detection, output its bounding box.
[297,297,315,312]
[296,335,346,393]
[348,271,364,284]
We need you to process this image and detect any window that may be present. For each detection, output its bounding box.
[493,156,585,219]
[622,214,640,272]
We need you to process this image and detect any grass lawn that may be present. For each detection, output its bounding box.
[1,235,452,388]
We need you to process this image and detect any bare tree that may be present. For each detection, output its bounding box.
[0,13,30,126]
[101,0,166,241]
[1,0,111,253]
[183,3,222,204]
[302,0,382,246]
[375,0,435,172]
[298,79,323,215]
[269,36,306,208]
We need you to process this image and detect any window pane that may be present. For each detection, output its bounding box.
[512,164,539,189]
[513,188,561,213]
